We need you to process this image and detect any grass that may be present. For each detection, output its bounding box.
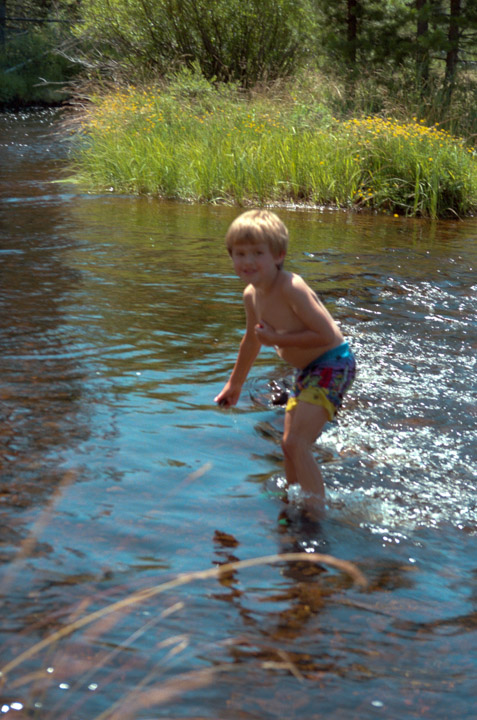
[68,71,477,218]
[0,509,366,719]
[340,115,477,218]
[0,553,366,678]
[0,458,366,717]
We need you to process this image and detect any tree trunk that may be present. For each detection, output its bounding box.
[0,0,6,48]
[347,0,358,66]
[416,0,430,89]
[445,0,461,91]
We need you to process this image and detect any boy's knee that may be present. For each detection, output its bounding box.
[282,431,303,460]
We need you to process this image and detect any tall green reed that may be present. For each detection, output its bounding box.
[70,83,477,218]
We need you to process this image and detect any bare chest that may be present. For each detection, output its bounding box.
[254,292,303,333]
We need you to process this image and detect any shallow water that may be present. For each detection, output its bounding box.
[0,110,476,719]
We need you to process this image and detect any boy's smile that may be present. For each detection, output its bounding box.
[231,242,284,290]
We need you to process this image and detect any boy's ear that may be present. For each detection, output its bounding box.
[275,250,286,266]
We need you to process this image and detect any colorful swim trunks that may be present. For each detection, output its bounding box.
[285,342,356,420]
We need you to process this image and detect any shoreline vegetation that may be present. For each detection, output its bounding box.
[69,70,477,219]
[3,0,477,218]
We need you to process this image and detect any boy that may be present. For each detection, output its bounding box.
[214,210,355,519]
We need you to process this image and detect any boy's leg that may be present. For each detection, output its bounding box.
[282,401,329,516]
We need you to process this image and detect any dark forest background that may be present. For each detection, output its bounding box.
[1,0,476,136]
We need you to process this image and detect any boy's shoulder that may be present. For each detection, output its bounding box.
[280,270,312,295]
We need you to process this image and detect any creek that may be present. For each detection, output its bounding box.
[0,109,476,719]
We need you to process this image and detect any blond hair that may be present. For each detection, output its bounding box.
[225,209,289,259]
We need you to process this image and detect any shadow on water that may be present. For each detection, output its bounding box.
[0,112,91,563]
[0,111,477,719]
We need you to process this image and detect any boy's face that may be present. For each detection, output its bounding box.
[230,241,284,288]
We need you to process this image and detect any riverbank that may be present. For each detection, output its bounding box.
[69,72,477,219]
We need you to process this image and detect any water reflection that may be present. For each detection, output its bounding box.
[0,113,91,569]
[0,111,477,719]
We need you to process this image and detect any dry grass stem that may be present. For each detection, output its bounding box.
[0,470,78,606]
[93,664,238,720]
[0,552,366,682]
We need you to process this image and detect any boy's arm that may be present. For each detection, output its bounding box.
[256,276,338,348]
[214,290,262,407]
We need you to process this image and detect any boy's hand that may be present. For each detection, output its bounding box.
[214,382,241,408]
[254,320,277,346]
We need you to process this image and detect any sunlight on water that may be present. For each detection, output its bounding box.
[1,111,477,720]
[248,234,476,542]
